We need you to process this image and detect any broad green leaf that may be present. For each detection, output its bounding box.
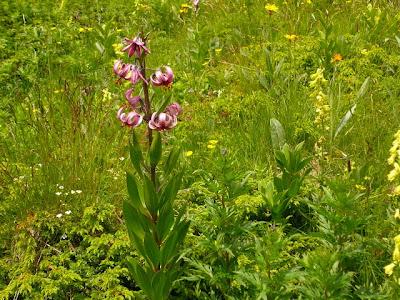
[159,171,183,210]
[160,220,189,266]
[270,118,286,151]
[164,147,181,176]
[123,201,145,241]
[126,173,142,209]
[143,174,158,215]
[156,204,175,242]
[126,258,152,297]
[144,232,160,268]
[149,131,162,168]
[334,104,356,138]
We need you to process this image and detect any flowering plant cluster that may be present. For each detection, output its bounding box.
[388,129,400,195]
[113,34,189,300]
[113,36,181,131]
[384,130,400,281]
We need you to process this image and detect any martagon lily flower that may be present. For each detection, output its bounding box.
[125,89,142,108]
[113,60,147,85]
[148,112,177,131]
[117,106,143,127]
[165,102,182,117]
[150,66,174,87]
[122,36,150,58]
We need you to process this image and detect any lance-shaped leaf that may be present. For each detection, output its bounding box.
[144,232,160,268]
[356,77,370,100]
[334,104,356,139]
[149,131,162,168]
[130,131,143,176]
[160,218,190,267]
[151,270,175,300]
[156,204,175,242]
[123,201,147,255]
[270,118,286,151]
[159,171,183,210]
[164,147,181,176]
[143,174,158,215]
[126,172,142,209]
[126,258,153,298]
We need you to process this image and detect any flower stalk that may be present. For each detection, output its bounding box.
[113,33,189,300]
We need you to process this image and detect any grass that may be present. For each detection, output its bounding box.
[2,0,400,298]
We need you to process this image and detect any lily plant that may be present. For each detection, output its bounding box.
[113,33,189,300]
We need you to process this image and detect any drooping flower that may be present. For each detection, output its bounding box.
[150,66,174,87]
[113,61,147,85]
[122,36,150,58]
[117,106,143,128]
[125,89,142,108]
[165,102,182,116]
[148,112,177,131]
[193,0,200,12]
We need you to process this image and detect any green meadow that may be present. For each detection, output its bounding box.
[2,0,400,298]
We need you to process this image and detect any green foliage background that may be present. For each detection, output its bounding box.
[1,0,400,298]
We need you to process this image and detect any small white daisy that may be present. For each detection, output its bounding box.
[65,210,72,215]
[55,192,62,196]
[56,213,63,218]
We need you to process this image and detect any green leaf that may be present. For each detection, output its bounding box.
[164,147,181,176]
[156,204,175,242]
[160,220,190,266]
[270,118,286,151]
[144,232,160,268]
[126,258,152,297]
[143,174,158,215]
[334,104,356,139]
[156,93,173,114]
[123,201,145,241]
[123,201,150,259]
[356,77,370,100]
[159,171,183,210]
[126,173,142,210]
[149,131,162,168]
[130,131,143,176]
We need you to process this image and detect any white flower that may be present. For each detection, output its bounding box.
[70,190,76,194]
[56,213,63,218]
[58,185,64,190]
[65,210,72,215]
[55,192,62,196]
[76,190,82,194]
[119,157,125,161]
[61,233,68,240]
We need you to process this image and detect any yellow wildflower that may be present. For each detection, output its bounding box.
[78,27,85,33]
[394,186,400,196]
[394,209,400,220]
[285,34,298,42]
[265,3,279,14]
[184,151,193,157]
[355,184,366,191]
[207,144,216,149]
[332,53,343,62]
[180,3,191,14]
[384,262,396,276]
[208,140,218,145]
